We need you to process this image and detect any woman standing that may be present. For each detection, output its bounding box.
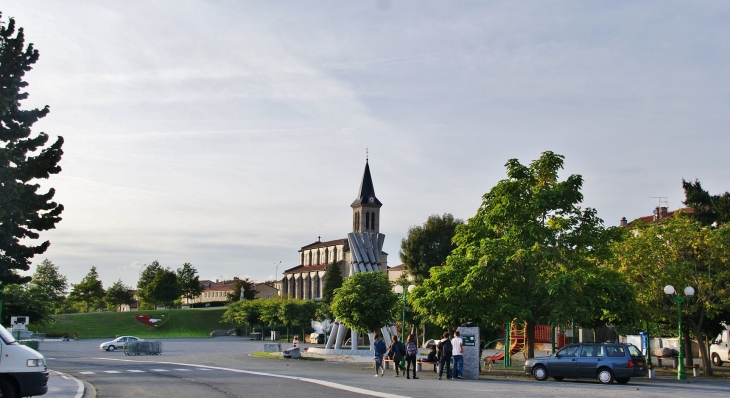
[390,336,405,377]
[405,334,419,379]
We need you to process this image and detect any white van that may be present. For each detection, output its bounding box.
[710,322,730,367]
[0,327,47,397]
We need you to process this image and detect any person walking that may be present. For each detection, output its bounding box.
[451,331,464,379]
[437,331,453,380]
[373,333,387,377]
[390,336,406,377]
[405,334,419,379]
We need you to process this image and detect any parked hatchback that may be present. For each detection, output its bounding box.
[525,343,647,384]
[99,336,143,352]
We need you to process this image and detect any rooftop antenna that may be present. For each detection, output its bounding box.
[366,147,368,162]
[649,196,668,213]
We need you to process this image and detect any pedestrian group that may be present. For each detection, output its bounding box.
[372,330,464,380]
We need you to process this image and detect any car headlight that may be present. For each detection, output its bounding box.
[27,359,41,367]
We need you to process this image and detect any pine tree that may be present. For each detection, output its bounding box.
[321,261,343,303]
[68,267,105,312]
[0,14,64,285]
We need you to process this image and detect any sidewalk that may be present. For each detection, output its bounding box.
[46,370,93,398]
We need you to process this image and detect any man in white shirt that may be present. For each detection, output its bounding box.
[451,331,464,379]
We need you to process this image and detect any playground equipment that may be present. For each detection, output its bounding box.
[484,321,527,367]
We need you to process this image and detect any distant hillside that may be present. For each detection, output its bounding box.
[31,308,237,339]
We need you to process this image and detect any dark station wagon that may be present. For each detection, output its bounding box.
[525,343,647,384]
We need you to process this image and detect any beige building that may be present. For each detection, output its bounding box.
[281,161,388,299]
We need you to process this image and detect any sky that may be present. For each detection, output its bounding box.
[3,1,729,289]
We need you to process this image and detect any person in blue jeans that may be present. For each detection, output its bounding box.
[373,333,387,377]
[451,331,464,379]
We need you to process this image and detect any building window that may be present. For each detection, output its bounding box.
[316,250,320,264]
[325,248,329,263]
[333,247,337,262]
[308,252,312,265]
[300,252,304,265]
[366,211,370,229]
[371,212,375,230]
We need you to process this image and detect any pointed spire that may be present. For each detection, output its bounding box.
[351,160,382,207]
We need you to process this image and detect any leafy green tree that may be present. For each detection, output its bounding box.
[223,299,263,334]
[104,279,134,312]
[259,297,282,335]
[0,13,65,287]
[1,284,53,326]
[296,300,317,339]
[145,268,180,308]
[137,260,162,308]
[177,263,203,303]
[27,259,68,313]
[278,298,301,341]
[226,277,257,302]
[331,271,397,333]
[682,179,730,226]
[399,213,463,283]
[68,266,105,312]
[414,151,629,358]
[609,213,730,375]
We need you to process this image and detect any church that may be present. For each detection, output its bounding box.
[280,160,389,299]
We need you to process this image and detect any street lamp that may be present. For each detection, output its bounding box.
[394,284,416,337]
[664,284,695,380]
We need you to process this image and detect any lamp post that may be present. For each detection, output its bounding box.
[664,285,695,380]
[393,284,416,337]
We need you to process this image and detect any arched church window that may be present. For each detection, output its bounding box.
[325,249,329,263]
[371,212,375,230]
[316,250,320,264]
[366,211,370,230]
[333,247,337,262]
[308,252,312,265]
[356,212,360,231]
[300,252,304,265]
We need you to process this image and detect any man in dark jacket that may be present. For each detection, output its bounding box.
[437,331,453,380]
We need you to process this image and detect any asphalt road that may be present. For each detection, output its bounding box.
[39,337,730,398]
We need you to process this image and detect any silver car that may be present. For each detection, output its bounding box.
[99,336,143,352]
[525,343,647,384]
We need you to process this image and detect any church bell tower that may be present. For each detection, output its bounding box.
[351,160,382,235]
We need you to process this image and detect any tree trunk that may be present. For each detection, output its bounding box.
[526,320,535,359]
[682,327,693,369]
[692,326,713,376]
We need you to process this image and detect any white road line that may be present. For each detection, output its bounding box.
[128,370,146,373]
[79,371,95,375]
[51,370,85,398]
[104,371,122,373]
[94,358,410,398]
[150,369,168,372]
[173,369,191,371]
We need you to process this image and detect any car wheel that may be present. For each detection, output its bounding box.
[533,365,549,381]
[615,377,630,384]
[0,378,17,398]
[552,376,565,381]
[597,368,614,384]
[108,346,115,352]
[711,353,723,366]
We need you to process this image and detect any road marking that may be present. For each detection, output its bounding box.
[94,358,410,398]
[174,369,191,371]
[51,370,85,398]
[150,369,168,372]
[104,371,122,373]
[128,370,146,373]
[79,372,95,375]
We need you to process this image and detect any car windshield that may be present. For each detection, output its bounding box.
[0,327,18,344]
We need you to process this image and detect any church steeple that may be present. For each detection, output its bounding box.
[351,160,382,234]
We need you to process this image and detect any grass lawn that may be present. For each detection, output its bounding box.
[30,308,237,339]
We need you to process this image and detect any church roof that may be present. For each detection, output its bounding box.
[351,160,382,207]
[299,238,348,251]
[283,263,332,275]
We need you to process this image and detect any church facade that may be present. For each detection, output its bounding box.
[281,160,388,299]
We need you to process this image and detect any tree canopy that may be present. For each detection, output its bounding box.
[399,213,463,283]
[28,259,67,313]
[411,151,632,358]
[177,263,203,303]
[0,13,64,286]
[609,213,730,375]
[682,179,730,226]
[104,279,134,312]
[331,271,397,333]
[68,266,105,312]
[226,277,257,302]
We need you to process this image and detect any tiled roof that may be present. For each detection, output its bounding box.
[300,238,348,251]
[626,207,691,228]
[388,264,405,271]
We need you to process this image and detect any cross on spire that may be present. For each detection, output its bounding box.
[318,236,321,242]
[366,147,368,162]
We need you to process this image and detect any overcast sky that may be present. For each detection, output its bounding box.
[4,1,729,289]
